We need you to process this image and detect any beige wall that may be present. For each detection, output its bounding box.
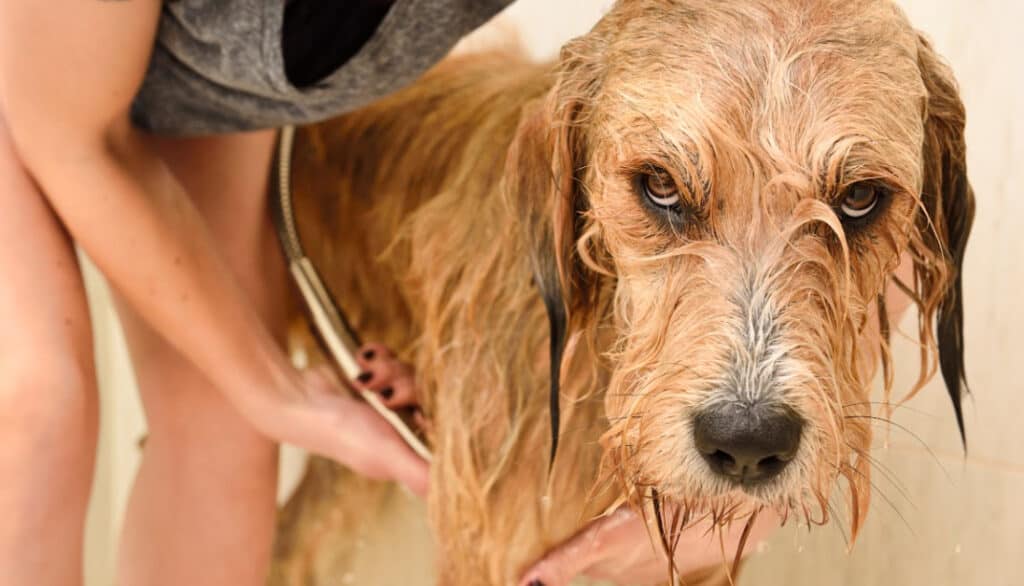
[83,1,1023,584]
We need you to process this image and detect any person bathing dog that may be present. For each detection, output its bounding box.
[0,1,969,585]
[0,1,763,584]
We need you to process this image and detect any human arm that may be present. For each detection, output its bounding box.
[0,1,426,493]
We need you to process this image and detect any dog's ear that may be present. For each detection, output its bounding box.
[911,34,976,445]
[509,100,597,318]
[505,68,601,463]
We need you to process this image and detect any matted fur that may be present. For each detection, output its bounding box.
[271,1,974,584]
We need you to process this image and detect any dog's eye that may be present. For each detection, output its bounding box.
[840,183,882,219]
[641,169,681,208]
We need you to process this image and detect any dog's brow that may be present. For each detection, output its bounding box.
[813,138,909,200]
[615,95,708,182]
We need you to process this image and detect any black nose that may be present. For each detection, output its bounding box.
[692,403,803,484]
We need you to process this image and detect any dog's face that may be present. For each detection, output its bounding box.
[510,0,973,533]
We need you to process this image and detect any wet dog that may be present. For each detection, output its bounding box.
[272,1,974,583]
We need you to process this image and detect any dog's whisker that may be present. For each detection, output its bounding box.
[841,400,941,419]
[843,414,953,483]
[844,441,914,506]
[825,494,851,549]
[836,461,916,537]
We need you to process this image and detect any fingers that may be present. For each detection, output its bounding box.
[250,365,431,498]
[518,555,581,586]
[305,389,429,496]
[520,506,690,586]
[519,511,623,586]
[412,409,434,436]
[386,440,430,497]
[354,342,419,408]
[344,393,429,496]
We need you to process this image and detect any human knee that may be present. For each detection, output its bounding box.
[0,352,97,432]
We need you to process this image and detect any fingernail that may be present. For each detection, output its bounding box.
[356,372,373,384]
[529,580,545,586]
[380,387,394,400]
[362,349,376,360]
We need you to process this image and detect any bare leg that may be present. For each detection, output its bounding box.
[116,130,287,586]
[0,111,98,585]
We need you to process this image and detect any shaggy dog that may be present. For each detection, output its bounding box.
[270,0,974,584]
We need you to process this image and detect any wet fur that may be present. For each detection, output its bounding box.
[271,1,974,584]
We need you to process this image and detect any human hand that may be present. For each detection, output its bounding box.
[519,505,780,586]
[243,359,428,496]
[351,341,433,433]
[352,342,420,406]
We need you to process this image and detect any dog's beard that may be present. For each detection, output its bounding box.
[595,234,880,539]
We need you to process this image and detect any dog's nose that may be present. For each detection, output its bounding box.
[692,403,803,484]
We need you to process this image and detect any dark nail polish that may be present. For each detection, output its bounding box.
[380,387,394,400]
[356,372,372,384]
[528,581,545,586]
[362,349,376,360]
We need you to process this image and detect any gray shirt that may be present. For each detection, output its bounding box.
[131,0,513,135]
